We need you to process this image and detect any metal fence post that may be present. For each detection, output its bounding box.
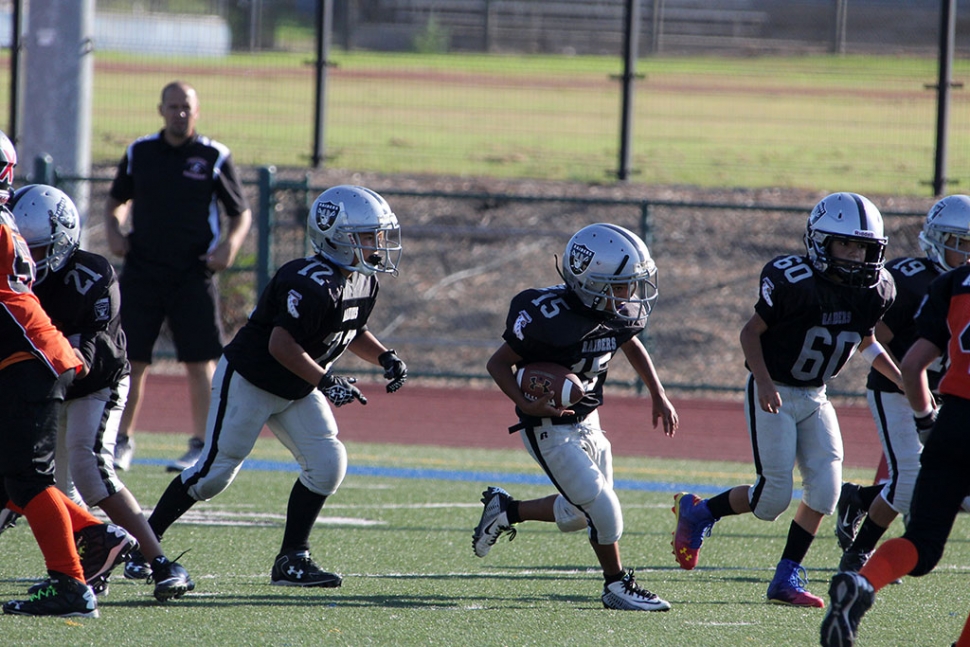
[257,165,276,298]
[33,154,55,185]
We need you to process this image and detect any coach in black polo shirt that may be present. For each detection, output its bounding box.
[104,80,252,476]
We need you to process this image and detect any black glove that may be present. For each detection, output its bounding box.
[378,349,407,393]
[318,373,367,407]
[914,408,938,441]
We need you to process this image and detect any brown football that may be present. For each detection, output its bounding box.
[516,362,584,408]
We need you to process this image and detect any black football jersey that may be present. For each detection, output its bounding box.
[33,249,129,399]
[502,284,646,421]
[867,256,944,393]
[224,255,379,400]
[752,255,895,387]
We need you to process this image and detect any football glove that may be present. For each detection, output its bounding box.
[378,349,407,393]
[318,373,367,407]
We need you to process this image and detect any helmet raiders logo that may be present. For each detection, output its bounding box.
[315,201,340,232]
[568,243,594,275]
[52,196,78,231]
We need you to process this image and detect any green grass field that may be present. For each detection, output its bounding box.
[3,433,968,646]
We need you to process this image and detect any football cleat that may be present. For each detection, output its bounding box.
[671,492,717,570]
[166,437,205,473]
[602,569,671,612]
[835,482,866,551]
[113,435,135,471]
[150,555,195,601]
[472,486,516,558]
[4,572,98,618]
[271,550,342,587]
[28,573,110,598]
[766,558,824,608]
[75,523,138,583]
[838,548,872,574]
[820,571,875,646]
[124,549,152,580]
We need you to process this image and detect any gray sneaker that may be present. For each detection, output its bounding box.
[472,486,516,558]
[166,437,205,473]
[114,436,135,471]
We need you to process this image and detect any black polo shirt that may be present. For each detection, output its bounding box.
[109,131,250,278]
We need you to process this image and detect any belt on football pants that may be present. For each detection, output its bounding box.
[508,413,587,434]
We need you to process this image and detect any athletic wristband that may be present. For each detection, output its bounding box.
[860,341,885,364]
[913,405,935,419]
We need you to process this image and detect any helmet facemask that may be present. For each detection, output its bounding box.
[330,225,402,276]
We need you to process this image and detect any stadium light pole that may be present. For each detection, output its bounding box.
[312,0,333,168]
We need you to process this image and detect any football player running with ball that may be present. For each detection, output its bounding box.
[126,186,406,587]
[473,223,679,612]
[671,193,902,607]
[834,195,970,575]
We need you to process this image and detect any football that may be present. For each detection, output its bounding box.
[516,362,584,408]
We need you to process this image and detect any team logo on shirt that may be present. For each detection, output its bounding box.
[568,242,594,275]
[314,201,340,232]
[512,310,532,340]
[761,276,775,307]
[183,157,208,180]
[287,289,303,318]
[94,297,110,322]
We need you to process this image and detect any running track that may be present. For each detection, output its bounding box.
[138,374,884,470]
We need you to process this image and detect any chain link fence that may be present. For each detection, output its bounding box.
[76,167,927,399]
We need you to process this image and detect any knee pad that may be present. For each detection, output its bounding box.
[750,478,793,521]
[554,489,623,544]
[299,437,348,496]
[553,495,588,533]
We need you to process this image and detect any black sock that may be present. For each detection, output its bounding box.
[780,520,814,564]
[857,484,884,509]
[280,479,327,555]
[148,475,198,541]
[706,490,736,519]
[851,516,888,553]
[506,499,521,524]
[604,570,625,584]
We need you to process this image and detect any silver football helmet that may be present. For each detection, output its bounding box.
[561,223,658,322]
[9,184,81,285]
[919,194,970,272]
[805,192,887,288]
[307,185,401,276]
